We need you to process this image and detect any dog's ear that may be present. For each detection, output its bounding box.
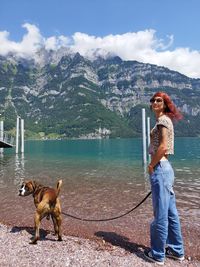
[23,180,36,193]
[31,180,38,191]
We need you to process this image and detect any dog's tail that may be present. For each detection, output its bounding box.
[56,179,63,197]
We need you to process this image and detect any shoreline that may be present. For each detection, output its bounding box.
[1,205,199,259]
[0,221,199,267]
[0,181,199,265]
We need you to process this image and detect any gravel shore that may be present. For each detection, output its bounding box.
[0,223,199,267]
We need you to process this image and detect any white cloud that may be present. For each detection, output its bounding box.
[45,35,69,50]
[0,24,43,58]
[0,23,200,78]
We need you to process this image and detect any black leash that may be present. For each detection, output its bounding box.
[62,191,151,222]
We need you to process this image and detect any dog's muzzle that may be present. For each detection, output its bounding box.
[19,185,26,196]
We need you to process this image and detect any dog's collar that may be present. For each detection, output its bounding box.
[32,181,37,193]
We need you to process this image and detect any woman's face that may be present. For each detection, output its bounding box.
[150,96,165,114]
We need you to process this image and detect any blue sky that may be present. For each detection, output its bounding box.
[1,0,200,78]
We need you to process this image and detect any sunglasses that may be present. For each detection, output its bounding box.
[150,98,163,103]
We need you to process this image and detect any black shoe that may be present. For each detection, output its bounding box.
[144,250,164,265]
[165,247,185,261]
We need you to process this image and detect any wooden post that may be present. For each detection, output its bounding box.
[142,108,147,165]
[147,117,151,162]
[21,119,24,153]
[16,117,20,154]
[0,121,4,153]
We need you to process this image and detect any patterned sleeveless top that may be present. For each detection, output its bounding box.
[149,114,174,155]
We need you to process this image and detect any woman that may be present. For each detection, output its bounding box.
[144,92,184,265]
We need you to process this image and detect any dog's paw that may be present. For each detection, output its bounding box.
[30,238,38,245]
[29,241,37,245]
[57,237,62,241]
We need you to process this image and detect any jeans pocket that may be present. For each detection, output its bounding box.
[160,162,174,194]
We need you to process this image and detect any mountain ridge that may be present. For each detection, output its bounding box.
[0,49,200,138]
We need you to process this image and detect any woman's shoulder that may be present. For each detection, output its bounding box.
[157,114,173,128]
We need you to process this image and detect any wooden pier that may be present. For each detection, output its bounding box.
[0,131,14,148]
[0,140,13,148]
[0,117,24,152]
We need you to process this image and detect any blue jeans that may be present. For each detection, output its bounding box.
[150,160,184,261]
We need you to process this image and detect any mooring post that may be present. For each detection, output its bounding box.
[142,108,147,165]
[16,117,20,154]
[0,121,4,153]
[21,119,24,153]
[147,116,151,162]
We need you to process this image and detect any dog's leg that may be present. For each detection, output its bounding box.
[52,205,62,241]
[52,213,62,241]
[51,214,58,235]
[55,214,62,241]
[30,211,41,244]
[52,199,62,241]
[30,201,48,244]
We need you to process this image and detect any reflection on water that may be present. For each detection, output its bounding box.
[14,154,25,186]
[0,154,26,189]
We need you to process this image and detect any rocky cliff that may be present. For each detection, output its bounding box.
[0,49,200,138]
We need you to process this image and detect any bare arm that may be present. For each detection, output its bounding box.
[148,126,168,174]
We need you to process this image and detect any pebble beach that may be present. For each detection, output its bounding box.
[0,222,199,267]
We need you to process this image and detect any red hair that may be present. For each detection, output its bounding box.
[151,91,183,121]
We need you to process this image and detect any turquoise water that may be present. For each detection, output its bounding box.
[12,137,200,164]
[0,137,199,229]
[1,137,200,193]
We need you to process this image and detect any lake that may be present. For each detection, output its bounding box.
[0,137,199,259]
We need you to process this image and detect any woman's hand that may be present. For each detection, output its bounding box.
[148,164,154,175]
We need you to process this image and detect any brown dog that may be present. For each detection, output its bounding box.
[19,179,62,244]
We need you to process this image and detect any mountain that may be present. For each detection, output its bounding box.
[0,49,200,139]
